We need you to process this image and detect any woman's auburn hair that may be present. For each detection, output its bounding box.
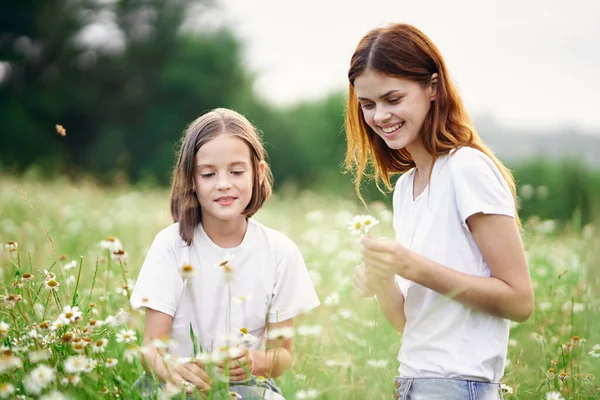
[345,23,519,223]
[170,108,273,246]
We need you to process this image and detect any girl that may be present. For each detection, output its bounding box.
[345,24,534,399]
[130,108,320,399]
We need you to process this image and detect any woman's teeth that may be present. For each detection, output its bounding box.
[382,123,403,133]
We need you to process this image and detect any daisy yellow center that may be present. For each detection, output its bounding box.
[182,265,193,272]
[354,222,361,230]
[47,280,58,287]
[364,219,372,225]
[240,327,249,334]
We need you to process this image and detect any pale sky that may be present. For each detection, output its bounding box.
[218,0,600,132]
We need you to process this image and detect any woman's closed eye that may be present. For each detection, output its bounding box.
[360,102,375,110]
[200,172,215,178]
[231,170,245,176]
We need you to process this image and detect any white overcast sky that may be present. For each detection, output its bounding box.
[217,0,600,132]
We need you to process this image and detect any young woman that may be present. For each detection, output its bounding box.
[345,24,534,400]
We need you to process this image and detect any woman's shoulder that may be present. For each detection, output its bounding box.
[393,168,416,191]
[446,146,493,169]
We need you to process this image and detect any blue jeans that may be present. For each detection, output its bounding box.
[394,377,504,400]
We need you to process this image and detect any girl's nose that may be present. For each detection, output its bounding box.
[215,174,232,190]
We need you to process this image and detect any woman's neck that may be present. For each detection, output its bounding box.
[201,216,248,248]
[407,140,433,180]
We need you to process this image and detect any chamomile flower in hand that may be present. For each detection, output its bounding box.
[348,214,380,236]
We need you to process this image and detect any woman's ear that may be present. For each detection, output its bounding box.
[258,161,266,185]
[429,73,439,101]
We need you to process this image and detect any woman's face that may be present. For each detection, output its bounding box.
[354,69,436,151]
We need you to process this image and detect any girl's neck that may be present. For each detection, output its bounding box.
[201,216,248,249]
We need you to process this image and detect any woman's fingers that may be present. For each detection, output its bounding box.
[353,267,376,297]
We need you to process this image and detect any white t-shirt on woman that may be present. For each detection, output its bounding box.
[393,147,515,382]
[130,218,320,357]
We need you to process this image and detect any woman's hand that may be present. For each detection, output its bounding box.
[360,236,412,281]
[217,345,255,382]
[353,264,390,298]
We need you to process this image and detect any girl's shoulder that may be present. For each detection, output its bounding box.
[153,222,186,250]
[249,219,300,254]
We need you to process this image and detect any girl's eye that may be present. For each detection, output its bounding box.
[231,170,245,176]
[200,173,214,178]
[388,98,400,104]
[360,103,374,110]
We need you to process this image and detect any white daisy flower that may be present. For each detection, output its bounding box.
[0,321,9,338]
[115,329,137,344]
[92,338,109,353]
[546,391,564,400]
[180,263,195,278]
[0,383,15,399]
[0,352,22,373]
[60,305,82,324]
[4,241,18,254]
[296,389,319,399]
[61,374,81,386]
[267,327,294,341]
[296,325,322,337]
[25,364,55,394]
[366,359,389,368]
[501,384,514,394]
[104,358,118,368]
[217,253,235,280]
[44,278,60,292]
[29,349,51,364]
[39,390,68,400]
[124,345,141,363]
[324,292,340,306]
[111,249,128,263]
[64,260,78,271]
[100,236,123,253]
[588,344,600,358]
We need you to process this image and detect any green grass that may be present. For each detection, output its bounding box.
[0,175,598,399]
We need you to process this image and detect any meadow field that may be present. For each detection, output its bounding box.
[1,175,599,399]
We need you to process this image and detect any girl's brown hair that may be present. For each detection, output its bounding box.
[170,108,273,245]
[345,23,519,222]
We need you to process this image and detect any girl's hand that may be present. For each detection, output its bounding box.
[360,236,412,280]
[218,345,255,382]
[168,360,211,391]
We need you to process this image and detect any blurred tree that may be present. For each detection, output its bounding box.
[0,0,250,184]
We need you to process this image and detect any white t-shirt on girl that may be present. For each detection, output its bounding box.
[130,218,320,357]
[393,147,514,382]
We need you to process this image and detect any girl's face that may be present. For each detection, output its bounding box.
[193,133,263,228]
[353,69,436,151]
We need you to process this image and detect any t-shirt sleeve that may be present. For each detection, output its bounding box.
[267,242,320,323]
[450,149,515,231]
[130,234,184,317]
